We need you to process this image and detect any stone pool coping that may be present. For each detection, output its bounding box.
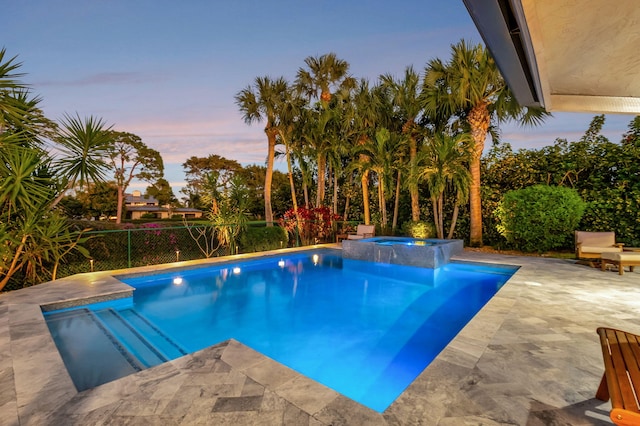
[2,245,637,424]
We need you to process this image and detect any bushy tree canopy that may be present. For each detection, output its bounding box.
[495,185,586,252]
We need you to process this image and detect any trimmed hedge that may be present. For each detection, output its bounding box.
[239,226,288,253]
[495,185,586,252]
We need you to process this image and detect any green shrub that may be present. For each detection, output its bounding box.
[239,225,288,253]
[495,185,586,252]
[401,220,435,239]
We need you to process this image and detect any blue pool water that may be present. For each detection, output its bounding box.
[44,249,517,412]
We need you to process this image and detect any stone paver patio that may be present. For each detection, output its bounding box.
[1,246,638,425]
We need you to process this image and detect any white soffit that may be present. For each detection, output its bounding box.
[520,0,640,114]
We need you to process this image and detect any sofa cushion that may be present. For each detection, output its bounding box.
[601,252,640,261]
[576,231,616,247]
[580,246,623,254]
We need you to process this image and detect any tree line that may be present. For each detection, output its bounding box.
[3,40,639,290]
[234,41,548,244]
[482,115,640,248]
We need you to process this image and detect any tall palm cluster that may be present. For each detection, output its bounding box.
[236,43,548,244]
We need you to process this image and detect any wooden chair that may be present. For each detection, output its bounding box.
[595,327,640,425]
[575,231,623,260]
[347,224,375,240]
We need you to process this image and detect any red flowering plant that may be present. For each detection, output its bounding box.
[279,206,341,245]
[137,223,178,264]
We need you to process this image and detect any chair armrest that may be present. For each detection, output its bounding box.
[362,233,374,238]
[615,243,625,248]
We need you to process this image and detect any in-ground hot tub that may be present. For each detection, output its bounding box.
[341,236,463,268]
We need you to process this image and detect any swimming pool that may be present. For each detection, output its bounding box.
[44,249,517,412]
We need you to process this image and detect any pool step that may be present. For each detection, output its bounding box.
[94,308,169,368]
[44,308,144,391]
[117,308,188,360]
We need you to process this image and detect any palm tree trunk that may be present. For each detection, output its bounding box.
[431,197,440,239]
[285,141,302,234]
[316,153,326,207]
[468,101,490,246]
[332,172,339,215]
[361,170,370,225]
[298,157,311,208]
[438,195,444,239]
[432,194,445,239]
[264,129,276,225]
[408,135,420,221]
[392,169,401,232]
[378,172,387,229]
[343,172,352,221]
[327,163,333,209]
[469,155,482,244]
[447,200,460,239]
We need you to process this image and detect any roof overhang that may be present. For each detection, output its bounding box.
[463,0,640,114]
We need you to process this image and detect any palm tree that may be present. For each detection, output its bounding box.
[296,53,355,205]
[391,136,409,232]
[275,86,306,232]
[355,128,400,230]
[423,40,549,246]
[380,66,424,222]
[0,48,28,133]
[344,79,383,224]
[419,132,473,239]
[296,53,355,107]
[299,104,345,208]
[51,113,113,207]
[235,76,288,225]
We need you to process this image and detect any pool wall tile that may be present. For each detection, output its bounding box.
[40,290,133,312]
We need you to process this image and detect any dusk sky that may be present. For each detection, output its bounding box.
[4,1,635,197]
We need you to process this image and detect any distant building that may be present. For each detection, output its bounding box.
[171,207,204,219]
[124,190,203,220]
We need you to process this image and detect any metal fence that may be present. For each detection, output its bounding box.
[56,221,359,279]
[57,225,212,277]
